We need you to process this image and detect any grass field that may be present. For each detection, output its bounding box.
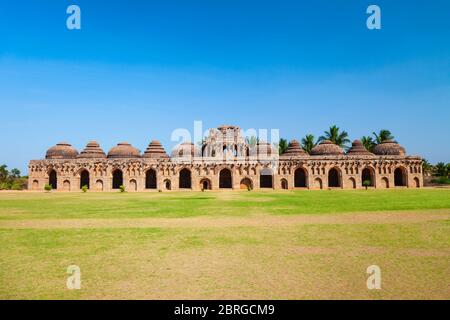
[0,189,449,299]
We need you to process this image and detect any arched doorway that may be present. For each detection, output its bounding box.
[240,178,253,190]
[328,168,341,188]
[314,178,323,189]
[381,177,389,188]
[200,178,211,190]
[49,170,57,190]
[129,179,137,191]
[219,168,232,188]
[281,179,288,190]
[95,179,103,191]
[260,168,273,188]
[414,177,420,188]
[32,180,39,190]
[348,177,356,189]
[145,169,157,189]
[394,167,406,187]
[80,170,90,189]
[361,168,374,187]
[164,179,171,190]
[294,168,307,187]
[112,169,123,189]
[179,168,191,189]
[63,180,70,191]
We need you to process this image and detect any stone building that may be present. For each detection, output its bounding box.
[28,125,423,191]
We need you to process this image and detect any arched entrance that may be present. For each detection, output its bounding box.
[63,180,70,191]
[129,179,137,191]
[32,180,39,190]
[381,177,389,188]
[240,178,253,190]
[348,177,356,189]
[328,168,341,188]
[49,170,57,190]
[394,167,407,187]
[361,168,374,187]
[164,179,171,190]
[314,178,323,189]
[294,168,307,187]
[260,168,273,188]
[414,177,420,188]
[200,178,211,190]
[112,169,123,189]
[179,168,192,189]
[219,168,232,188]
[80,170,90,189]
[145,169,157,189]
[281,179,288,190]
[95,179,103,191]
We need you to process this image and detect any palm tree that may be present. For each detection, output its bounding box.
[435,162,447,177]
[361,136,376,152]
[422,159,433,175]
[301,134,317,154]
[373,129,394,144]
[277,138,288,155]
[245,136,259,148]
[318,125,350,148]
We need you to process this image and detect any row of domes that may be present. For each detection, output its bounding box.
[281,139,406,157]
[45,139,406,160]
[46,141,169,160]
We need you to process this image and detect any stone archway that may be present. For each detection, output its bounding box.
[348,177,356,189]
[394,167,407,187]
[129,179,137,191]
[381,177,389,188]
[294,168,307,187]
[361,167,374,187]
[32,180,39,190]
[80,170,90,189]
[179,168,191,189]
[281,178,288,190]
[219,168,232,188]
[145,169,157,189]
[314,177,323,189]
[328,168,341,188]
[260,168,273,188]
[48,170,57,190]
[63,180,70,191]
[112,169,123,189]
[164,179,171,190]
[240,178,253,190]
[414,177,420,188]
[95,179,104,191]
[200,178,212,190]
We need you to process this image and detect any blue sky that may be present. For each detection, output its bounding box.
[0,0,449,173]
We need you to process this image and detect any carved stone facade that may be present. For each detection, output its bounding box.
[28,125,423,191]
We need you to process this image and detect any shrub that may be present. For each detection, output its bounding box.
[81,185,88,193]
[362,180,371,190]
[44,184,52,192]
[119,185,126,192]
[247,185,252,191]
[431,177,450,185]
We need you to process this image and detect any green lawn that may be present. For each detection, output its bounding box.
[0,189,449,299]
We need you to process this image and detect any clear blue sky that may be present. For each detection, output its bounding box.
[1,0,449,173]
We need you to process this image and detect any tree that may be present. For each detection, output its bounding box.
[245,136,259,147]
[362,180,371,190]
[278,138,288,155]
[422,159,433,175]
[0,165,8,182]
[373,129,394,144]
[435,162,447,177]
[301,134,317,154]
[10,168,20,179]
[318,125,350,148]
[361,136,376,152]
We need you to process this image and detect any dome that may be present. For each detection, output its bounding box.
[346,140,373,156]
[45,142,78,159]
[107,142,141,158]
[281,140,307,158]
[310,140,344,156]
[78,141,106,158]
[143,140,169,159]
[373,140,406,156]
[171,142,200,158]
